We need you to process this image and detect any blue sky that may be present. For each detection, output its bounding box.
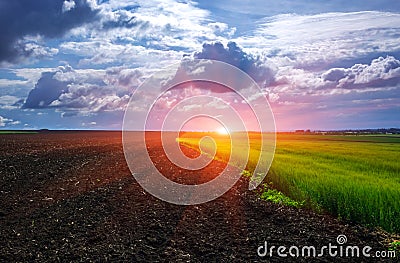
[0,0,399,131]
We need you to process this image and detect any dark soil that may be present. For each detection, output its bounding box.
[0,131,397,262]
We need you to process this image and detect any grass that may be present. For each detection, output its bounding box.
[177,132,400,233]
[389,240,400,251]
[241,170,304,208]
[260,188,304,208]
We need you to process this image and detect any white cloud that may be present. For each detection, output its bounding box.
[0,115,20,127]
[321,56,400,89]
[81,121,97,126]
[60,40,184,67]
[236,11,400,66]
[0,95,21,109]
[0,92,25,110]
[0,79,28,87]
[16,40,58,63]
[62,0,76,13]
[52,66,106,83]
[256,11,398,43]
[61,0,237,67]
[264,56,400,110]
[51,83,131,112]
[12,67,57,85]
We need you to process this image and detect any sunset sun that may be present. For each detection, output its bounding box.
[216,127,229,135]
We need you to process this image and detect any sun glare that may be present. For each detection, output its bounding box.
[216,127,229,135]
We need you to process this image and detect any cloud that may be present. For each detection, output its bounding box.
[81,121,97,127]
[194,41,275,88]
[269,56,400,102]
[0,79,29,87]
[12,67,57,85]
[260,55,400,129]
[62,0,76,13]
[0,95,20,105]
[0,115,20,127]
[0,0,98,63]
[197,0,400,17]
[235,11,400,68]
[104,67,144,88]
[51,84,130,112]
[60,40,185,67]
[23,67,73,108]
[0,95,22,109]
[321,56,400,89]
[96,0,216,43]
[57,0,237,67]
[22,65,142,112]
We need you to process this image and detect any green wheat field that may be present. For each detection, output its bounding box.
[178,133,400,233]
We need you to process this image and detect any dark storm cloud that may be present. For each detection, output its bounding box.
[0,0,99,63]
[194,42,275,87]
[22,65,140,112]
[23,70,71,109]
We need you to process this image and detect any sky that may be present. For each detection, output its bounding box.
[0,0,399,131]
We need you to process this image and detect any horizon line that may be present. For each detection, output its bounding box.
[1,128,399,133]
